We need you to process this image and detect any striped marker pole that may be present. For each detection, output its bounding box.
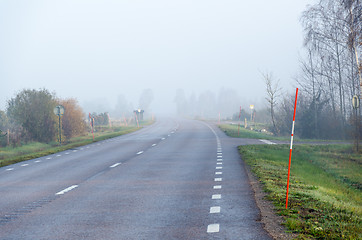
[285,88,299,209]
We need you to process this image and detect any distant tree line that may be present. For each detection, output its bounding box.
[0,89,107,147]
[174,88,242,119]
[265,0,361,140]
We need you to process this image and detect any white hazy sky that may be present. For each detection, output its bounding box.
[1,0,314,115]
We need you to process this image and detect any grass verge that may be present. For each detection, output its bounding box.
[239,144,361,239]
[220,124,343,142]
[0,123,150,168]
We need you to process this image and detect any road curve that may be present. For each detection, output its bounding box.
[0,118,271,240]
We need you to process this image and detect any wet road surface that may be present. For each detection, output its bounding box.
[0,118,272,240]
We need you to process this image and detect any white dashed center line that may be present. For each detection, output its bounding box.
[213,185,222,189]
[216,162,222,165]
[207,224,220,233]
[210,206,221,213]
[46,157,52,160]
[152,144,157,147]
[212,194,221,200]
[216,166,222,169]
[215,172,222,175]
[136,151,144,155]
[21,164,29,167]
[6,168,14,171]
[35,160,41,163]
[56,185,78,195]
[56,155,61,157]
[214,178,222,182]
[110,163,122,168]
[217,159,223,162]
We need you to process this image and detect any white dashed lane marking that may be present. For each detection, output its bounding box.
[136,151,144,155]
[212,194,221,200]
[216,166,222,169]
[213,185,222,189]
[214,178,222,182]
[215,172,222,175]
[35,160,41,163]
[216,162,222,165]
[152,144,157,147]
[56,185,78,195]
[56,155,61,157]
[207,224,220,233]
[46,157,52,160]
[110,163,122,168]
[210,206,221,213]
[21,164,29,167]
[6,168,14,171]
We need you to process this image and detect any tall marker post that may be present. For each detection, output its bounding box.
[285,88,299,209]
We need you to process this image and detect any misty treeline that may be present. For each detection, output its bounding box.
[0,89,104,146]
[174,88,246,119]
[269,0,361,140]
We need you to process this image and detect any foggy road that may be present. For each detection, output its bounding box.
[0,118,271,240]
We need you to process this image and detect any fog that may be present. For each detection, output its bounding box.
[0,0,313,118]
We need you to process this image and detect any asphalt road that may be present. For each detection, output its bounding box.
[0,118,272,240]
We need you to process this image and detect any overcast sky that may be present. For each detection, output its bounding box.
[0,0,314,115]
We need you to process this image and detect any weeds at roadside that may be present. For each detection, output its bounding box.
[239,144,361,239]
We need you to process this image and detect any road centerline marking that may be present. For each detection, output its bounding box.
[214,178,222,182]
[213,185,222,189]
[56,185,78,195]
[110,163,122,168]
[215,172,222,175]
[212,194,221,199]
[207,224,220,233]
[136,151,144,155]
[21,164,29,167]
[210,206,221,213]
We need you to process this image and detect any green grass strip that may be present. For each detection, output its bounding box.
[239,144,361,239]
[0,123,148,168]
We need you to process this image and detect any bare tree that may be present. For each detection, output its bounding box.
[262,72,281,135]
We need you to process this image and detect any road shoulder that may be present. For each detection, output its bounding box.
[243,158,297,240]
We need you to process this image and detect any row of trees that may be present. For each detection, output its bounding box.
[174,88,243,119]
[265,0,361,140]
[0,89,108,146]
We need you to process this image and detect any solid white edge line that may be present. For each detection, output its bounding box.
[207,224,220,233]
